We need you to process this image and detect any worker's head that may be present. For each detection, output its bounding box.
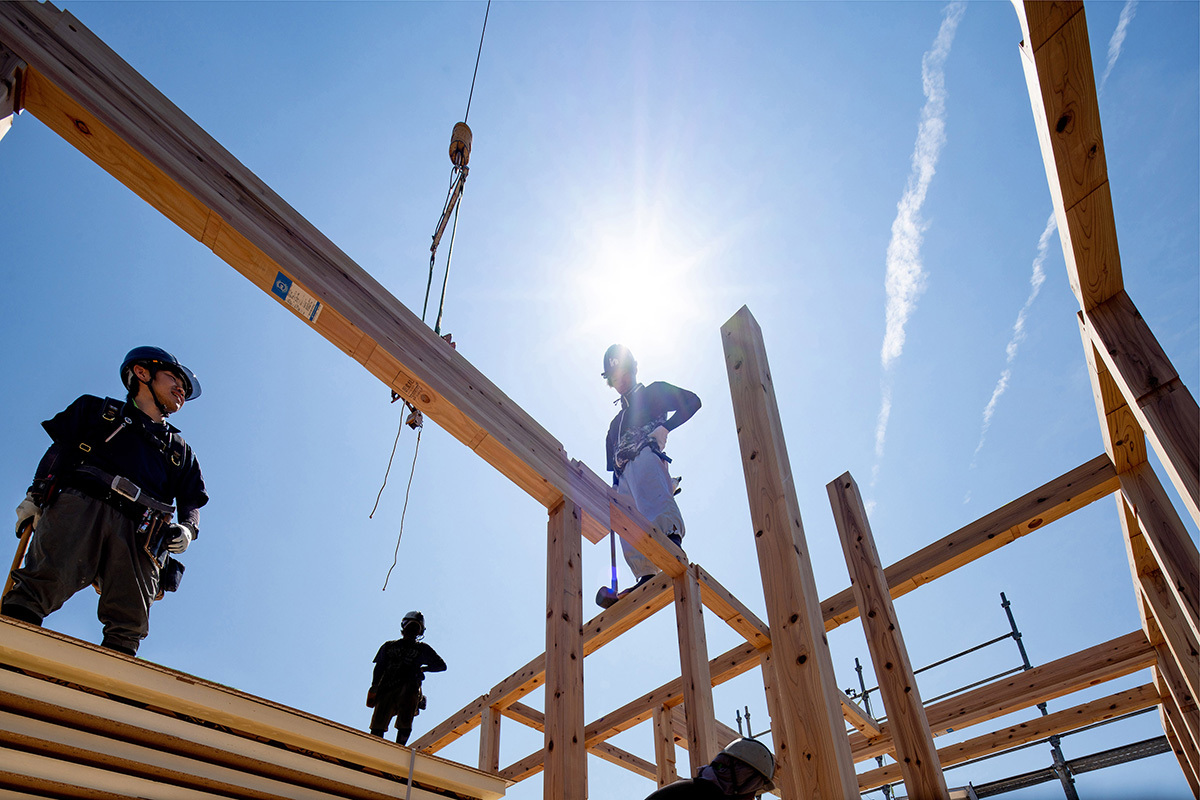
[699,738,775,797]
[401,611,426,639]
[601,344,637,394]
[121,346,200,417]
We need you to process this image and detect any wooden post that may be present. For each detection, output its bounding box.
[722,306,859,798]
[544,500,585,799]
[828,472,950,800]
[478,704,501,774]
[651,704,678,787]
[673,564,717,772]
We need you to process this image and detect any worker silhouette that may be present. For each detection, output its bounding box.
[603,345,700,597]
[2,347,207,656]
[644,738,776,799]
[367,611,446,745]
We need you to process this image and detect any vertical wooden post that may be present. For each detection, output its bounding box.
[722,305,859,798]
[478,704,501,774]
[673,564,717,771]
[759,650,802,798]
[652,703,678,787]
[544,499,585,799]
[828,472,950,800]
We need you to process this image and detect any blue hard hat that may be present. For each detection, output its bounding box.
[120,346,201,401]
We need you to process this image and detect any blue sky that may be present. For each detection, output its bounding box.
[1,1,1196,798]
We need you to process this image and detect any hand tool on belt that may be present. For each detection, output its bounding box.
[73,465,176,562]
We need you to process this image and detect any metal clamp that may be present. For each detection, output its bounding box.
[110,475,142,504]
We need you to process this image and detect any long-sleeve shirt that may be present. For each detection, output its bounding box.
[606,381,701,478]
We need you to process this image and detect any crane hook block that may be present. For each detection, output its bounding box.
[449,121,472,167]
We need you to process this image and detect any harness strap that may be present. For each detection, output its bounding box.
[73,465,175,516]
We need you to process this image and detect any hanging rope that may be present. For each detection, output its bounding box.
[382,427,423,591]
[463,0,491,125]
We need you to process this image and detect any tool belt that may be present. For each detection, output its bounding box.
[71,465,175,520]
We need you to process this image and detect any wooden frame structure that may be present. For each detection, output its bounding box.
[0,1,1195,797]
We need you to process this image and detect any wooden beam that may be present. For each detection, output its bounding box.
[1085,293,1200,522]
[1158,674,1200,787]
[588,741,657,782]
[0,620,506,799]
[543,500,585,799]
[849,630,1155,762]
[673,564,717,770]
[1153,644,1200,755]
[855,684,1160,791]
[582,571,675,653]
[721,306,859,798]
[1080,334,1149,475]
[1160,701,1200,793]
[840,695,881,739]
[1119,463,1200,645]
[478,705,501,774]
[821,454,1118,631]
[828,472,949,800]
[653,704,679,787]
[669,704,742,751]
[609,496,689,578]
[695,565,771,649]
[499,701,544,733]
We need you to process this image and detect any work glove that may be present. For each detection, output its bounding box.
[649,425,669,451]
[15,493,41,537]
[166,523,193,554]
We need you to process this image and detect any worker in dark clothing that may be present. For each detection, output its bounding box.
[644,738,776,799]
[367,610,447,745]
[603,344,700,591]
[2,346,208,656]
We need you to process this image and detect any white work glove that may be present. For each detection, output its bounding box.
[649,425,669,451]
[166,523,193,554]
[15,493,41,536]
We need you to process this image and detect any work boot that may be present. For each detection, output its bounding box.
[101,638,138,657]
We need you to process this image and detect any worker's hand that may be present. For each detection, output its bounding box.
[15,493,41,537]
[649,425,668,451]
[366,687,378,708]
[166,523,193,554]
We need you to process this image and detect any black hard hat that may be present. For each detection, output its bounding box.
[601,344,636,378]
[120,346,201,401]
[401,610,426,636]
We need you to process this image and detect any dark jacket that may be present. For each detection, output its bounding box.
[606,381,701,479]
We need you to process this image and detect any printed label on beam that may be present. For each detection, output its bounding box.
[272,271,322,323]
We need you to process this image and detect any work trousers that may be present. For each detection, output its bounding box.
[615,446,685,580]
[3,489,160,654]
[370,681,421,743]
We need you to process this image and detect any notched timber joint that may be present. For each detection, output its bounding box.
[0,43,27,116]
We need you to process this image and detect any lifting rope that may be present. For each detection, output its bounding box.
[373,2,491,583]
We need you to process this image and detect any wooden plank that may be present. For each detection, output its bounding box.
[478,705,501,774]
[821,454,1118,631]
[1014,1,1121,312]
[721,306,859,798]
[856,683,1160,791]
[1158,675,1200,787]
[1153,644,1200,754]
[1120,463,1200,646]
[543,500,585,799]
[673,564,718,770]
[1086,292,1200,521]
[499,701,545,733]
[1161,703,1200,795]
[653,704,679,787]
[695,565,771,649]
[849,630,1156,762]
[0,2,628,539]
[840,695,881,738]
[582,572,675,654]
[589,741,657,782]
[0,619,505,799]
[828,472,949,800]
[757,650,800,798]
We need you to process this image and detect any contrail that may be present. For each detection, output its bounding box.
[873,0,966,482]
[1100,0,1138,94]
[971,212,1057,466]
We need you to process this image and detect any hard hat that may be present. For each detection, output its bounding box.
[722,738,775,789]
[601,344,636,378]
[120,346,201,401]
[401,611,426,636]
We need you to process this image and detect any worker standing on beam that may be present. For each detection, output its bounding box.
[2,347,207,656]
[644,738,776,799]
[603,344,700,592]
[367,610,447,745]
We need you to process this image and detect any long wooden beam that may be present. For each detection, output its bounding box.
[855,683,1161,791]
[821,454,1118,631]
[695,565,771,649]
[849,630,1156,762]
[543,500,585,798]
[722,305,859,798]
[829,472,949,799]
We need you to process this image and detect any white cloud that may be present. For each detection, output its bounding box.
[972,212,1057,463]
[1100,0,1138,94]
[873,0,966,479]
